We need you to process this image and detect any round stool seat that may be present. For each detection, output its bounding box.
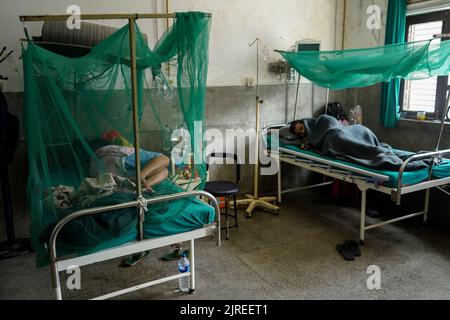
[204,181,238,196]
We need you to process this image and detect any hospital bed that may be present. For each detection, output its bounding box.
[262,125,450,244]
[45,181,221,300]
[20,11,217,300]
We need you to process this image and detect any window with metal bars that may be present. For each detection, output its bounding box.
[401,10,449,120]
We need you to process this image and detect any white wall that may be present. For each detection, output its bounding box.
[341,0,445,49]
[0,0,342,92]
[172,0,342,87]
[0,0,164,92]
[343,0,387,49]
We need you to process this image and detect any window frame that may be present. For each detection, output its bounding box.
[400,10,450,120]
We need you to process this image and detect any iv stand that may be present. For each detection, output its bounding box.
[293,74,301,120]
[234,38,279,218]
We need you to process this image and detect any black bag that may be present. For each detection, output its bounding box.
[325,101,348,122]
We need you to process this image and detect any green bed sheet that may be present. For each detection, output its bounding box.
[34,177,214,266]
[279,144,450,188]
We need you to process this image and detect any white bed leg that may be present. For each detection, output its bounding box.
[51,261,63,300]
[54,286,62,300]
[424,189,430,223]
[189,239,195,293]
[277,156,282,203]
[360,188,367,245]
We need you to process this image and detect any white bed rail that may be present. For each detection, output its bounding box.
[395,149,450,204]
[48,190,220,300]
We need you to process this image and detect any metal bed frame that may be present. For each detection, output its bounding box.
[268,32,450,246]
[20,12,220,300]
[49,190,220,300]
[262,125,450,245]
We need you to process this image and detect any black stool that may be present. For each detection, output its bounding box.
[204,153,241,240]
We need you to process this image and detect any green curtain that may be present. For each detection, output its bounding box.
[380,0,407,128]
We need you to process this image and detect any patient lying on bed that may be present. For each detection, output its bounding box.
[289,115,428,171]
[89,144,170,192]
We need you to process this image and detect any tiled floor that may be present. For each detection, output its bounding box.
[1,190,450,300]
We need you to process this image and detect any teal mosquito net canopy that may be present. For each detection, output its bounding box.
[277,39,450,90]
[23,12,211,266]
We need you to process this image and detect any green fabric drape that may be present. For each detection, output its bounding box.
[23,12,211,266]
[380,0,407,128]
[277,39,450,89]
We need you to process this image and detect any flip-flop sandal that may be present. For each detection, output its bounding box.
[344,240,361,257]
[336,243,355,261]
[159,250,179,261]
[159,249,190,261]
[120,250,151,267]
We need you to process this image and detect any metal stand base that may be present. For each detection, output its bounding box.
[0,238,32,260]
[233,194,279,218]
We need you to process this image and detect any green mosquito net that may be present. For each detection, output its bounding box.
[278,39,450,90]
[23,12,212,266]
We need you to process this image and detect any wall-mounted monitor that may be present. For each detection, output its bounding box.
[296,40,321,52]
[295,39,321,83]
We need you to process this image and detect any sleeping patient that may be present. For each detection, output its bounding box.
[289,120,311,150]
[289,115,428,171]
[89,141,170,192]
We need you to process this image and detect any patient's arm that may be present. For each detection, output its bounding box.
[300,138,311,150]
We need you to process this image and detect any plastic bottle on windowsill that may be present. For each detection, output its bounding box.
[417,111,426,121]
[350,105,363,125]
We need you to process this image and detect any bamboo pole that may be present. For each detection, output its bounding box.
[341,0,347,50]
[128,17,144,240]
[166,0,171,78]
[128,17,141,197]
[166,0,170,30]
[20,13,211,22]
[19,13,193,22]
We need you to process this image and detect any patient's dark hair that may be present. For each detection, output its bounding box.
[289,120,303,134]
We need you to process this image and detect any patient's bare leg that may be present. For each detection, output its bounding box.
[143,168,168,190]
[140,155,170,190]
[141,155,170,178]
[122,156,170,267]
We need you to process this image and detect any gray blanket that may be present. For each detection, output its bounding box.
[302,115,428,171]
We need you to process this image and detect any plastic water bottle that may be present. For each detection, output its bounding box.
[353,105,363,124]
[350,105,363,125]
[178,254,190,293]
